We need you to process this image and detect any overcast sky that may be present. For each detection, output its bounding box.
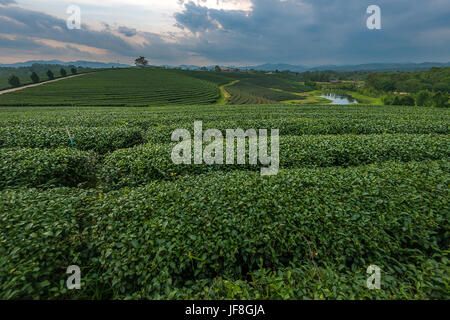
[0,0,449,66]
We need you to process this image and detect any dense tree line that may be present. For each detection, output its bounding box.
[382,90,449,108]
[365,68,450,107]
[366,67,450,93]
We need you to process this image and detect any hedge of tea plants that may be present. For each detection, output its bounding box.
[0,148,97,189]
[99,134,449,189]
[0,126,144,154]
[0,161,448,299]
[0,104,448,299]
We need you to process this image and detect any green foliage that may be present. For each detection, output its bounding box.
[30,72,40,84]
[415,90,433,107]
[0,64,92,89]
[60,68,67,77]
[383,91,449,108]
[366,67,450,94]
[226,77,314,104]
[47,70,54,80]
[0,104,448,299]
[432,91,449,108]
[100,134,449,189]
[0,126,144,154]
[0,161,448,299]
[71,68,77,75]
[382,94,415,106]
[0,148,97,189]
[8,75,20,88]
[0,69,220,106]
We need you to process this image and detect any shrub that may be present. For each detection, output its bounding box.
[415,90,433,107]
[90,160,450,299]
[100,134,450,189]
[60,68,67,77]
[30,72,40,84]
[8,75,20,88]
[71,67,77,75]
[399,95,415,106]
[2,161,447,299]
[0,127,145,154]
[432,92,449,108]
[47,70,54,80]
[0,148,98,189]
[0,188,103,299]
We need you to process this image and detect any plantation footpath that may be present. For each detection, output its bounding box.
[0,104,448,299]
[0,73,87,95]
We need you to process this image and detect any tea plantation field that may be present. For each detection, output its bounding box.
[0,68,318,107]
[0,104,448,299]
[0,69,221,106]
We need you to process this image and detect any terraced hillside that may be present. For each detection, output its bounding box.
[0,69,221,106]
[0,104,448,299]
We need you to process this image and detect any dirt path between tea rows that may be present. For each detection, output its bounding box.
[0,73,87,95]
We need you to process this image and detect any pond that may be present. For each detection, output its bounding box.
[320,92,359,105]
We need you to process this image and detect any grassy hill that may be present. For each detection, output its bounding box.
[0,68,221,106]
[0,64,93,90]
[0,68,318,107]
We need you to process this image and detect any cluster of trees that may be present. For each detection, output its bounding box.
[366,67,450,93]
[7,67,78,88]
[382,90,449,108]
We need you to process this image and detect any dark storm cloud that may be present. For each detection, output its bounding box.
[0,0,449,65]
[173,0,450,64]
[0,5,136,56]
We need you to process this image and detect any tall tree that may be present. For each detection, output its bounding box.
[30,72,40,83]
[8,75,20,88]
[135,56,149,67]
[47,70,54,80]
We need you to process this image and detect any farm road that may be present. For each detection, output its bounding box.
[0,73,87,95]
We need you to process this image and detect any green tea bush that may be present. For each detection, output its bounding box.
[0,104,448,300]
[0,148,97,189]
[177,261,448,299]
[145,119,449,143]
[0,188,103,299]
[0,127,144,154]
[100,134,449,189]
[89,161,450,299]
[2,161,446,299]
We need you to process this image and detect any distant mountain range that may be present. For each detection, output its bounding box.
[169,62,450,72]
[1,60,449,72]
[0,60,131,69]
